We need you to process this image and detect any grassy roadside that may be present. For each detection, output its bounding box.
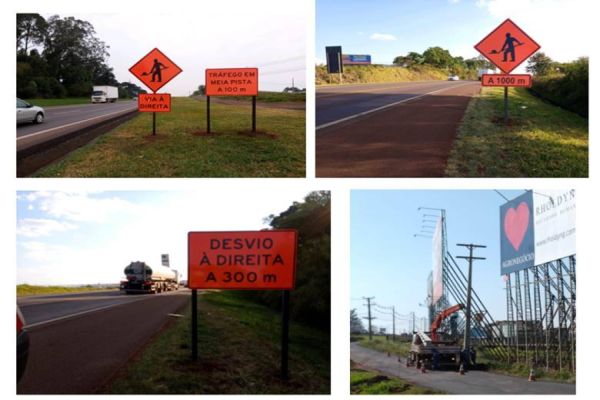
[477,351,575,383]
[316,64,448,85]
[216,91,305,103]
[35,97,305,177]
[17,284,116,297]
[104,290,330,394]
[351,361,442,394]
[356,335,411,358]
[445,87,588,177]
[23,97,92,107]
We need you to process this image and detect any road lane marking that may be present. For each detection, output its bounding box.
[316,81,448,98]
[16,106,138,141]
[316,82,475,130]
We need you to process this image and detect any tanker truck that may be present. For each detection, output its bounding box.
[120,261,179,294]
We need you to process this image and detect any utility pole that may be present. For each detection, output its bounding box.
[412,312,416,333]
[363,297,375,340]
[392,306,396,341]
[457,243,487,366]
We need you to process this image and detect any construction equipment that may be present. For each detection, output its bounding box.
[409,304,465,368]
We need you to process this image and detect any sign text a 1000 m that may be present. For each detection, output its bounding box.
[188,230,297,290]
[205,68,259,96]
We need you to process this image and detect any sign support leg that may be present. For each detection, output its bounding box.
[192,289,198,361]
[281,290,290,380]
[504,87,509,125]
[252,96,257,132]
[207,96,211,133]
[152,112,156,135]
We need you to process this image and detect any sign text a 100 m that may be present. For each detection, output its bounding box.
[187,230,297,290]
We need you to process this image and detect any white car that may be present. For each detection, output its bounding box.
[448,75,460,81]
[17,98,45,124]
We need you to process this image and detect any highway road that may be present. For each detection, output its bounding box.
[351,343,575,394]
[316,80,481,177]
[17,289,189,394]
[16,101,137,152]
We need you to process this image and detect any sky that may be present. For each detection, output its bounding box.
[350,189,560,334]
[41,0,307,95]
[316,0,591,71]
[16,190,313,285]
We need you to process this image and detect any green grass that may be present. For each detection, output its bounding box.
[316,64,449,85]
[356,335,411,357]
[23,97,92,107]
[218,91,305,103]
[445,87,588,177]
[478,350,575,383]
[104,290,330,394]
[351,362,442,394]
[17,284,116,297]
[35,97,305,177]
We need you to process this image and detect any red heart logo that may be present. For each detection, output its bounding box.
[503,202,530,251]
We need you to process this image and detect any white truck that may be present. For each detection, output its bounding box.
[91,85,118,103]
[477,68,496,80]
[120,261,179,294]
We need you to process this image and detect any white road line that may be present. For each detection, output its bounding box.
[24,296,149,329]
[316,82,475,130]
[16,106,138,141]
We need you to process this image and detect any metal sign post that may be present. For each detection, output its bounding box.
[252,96,257,132]
[191,289,198,360]
[504,87,509,125]
[152,112,156,135]
[207,96,211,133]
[281,290,290,380]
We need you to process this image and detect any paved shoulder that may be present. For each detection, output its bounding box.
[351,342,575,395]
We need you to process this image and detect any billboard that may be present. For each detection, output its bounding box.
[500,190,575,275]
[188,230,297,290]
[342,54,372,65]
[432,217,443,304]
[325,46,343,74]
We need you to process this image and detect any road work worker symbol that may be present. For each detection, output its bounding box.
[129,48,182,92]
[474,19,540,74]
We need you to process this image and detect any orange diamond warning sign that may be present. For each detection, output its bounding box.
[475,19,540,74]
[138,93,171,112]
[129,48,182,93]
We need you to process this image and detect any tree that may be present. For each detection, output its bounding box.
[350,308,366,334]
[393,51,424,67]
[526,52,555,76]
[422,46,454,68]
[17,14,47,54]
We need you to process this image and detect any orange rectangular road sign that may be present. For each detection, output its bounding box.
[474,19,540,74]
[205,68,259,96]
[481,74,532,87]
[188,230,297,290]
[138,93,171,112]
[129,48,182,93]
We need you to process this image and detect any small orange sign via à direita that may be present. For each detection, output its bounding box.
[205,68,259,96]
[138,93,171,112]
[188,230,297,290]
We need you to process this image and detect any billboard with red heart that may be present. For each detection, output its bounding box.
[500,191,535,274]
[500,190,576,275]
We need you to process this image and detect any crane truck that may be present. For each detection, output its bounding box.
[409,304,464,368]
[120,261,179,294]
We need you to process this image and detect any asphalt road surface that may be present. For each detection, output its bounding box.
[351,343,575,395]
[316,80,481,177]
[16,101,137,152]
[17,289,189,394]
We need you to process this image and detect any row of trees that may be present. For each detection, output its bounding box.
[237,191,331,331]
[526,53,588,117]
[393,47,494,79]
[17,14,144,99]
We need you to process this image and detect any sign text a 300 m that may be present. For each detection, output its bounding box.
[205,68,259,96]
[188,230,297,290]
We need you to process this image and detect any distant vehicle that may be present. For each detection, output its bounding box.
[91,86,118,103]
[120,261,179,294]
[17,98,44,124]
[17,307,29,382]
[477,68,496,80]
[448,75,460,81]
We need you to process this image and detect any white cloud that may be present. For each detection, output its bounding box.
[17,219,78,238]
[477,0,591,62]
[370,33,397,41]
[449,0,461,4]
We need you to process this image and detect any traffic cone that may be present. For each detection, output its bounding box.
[528,368,536,382]
[458,363,465,375]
